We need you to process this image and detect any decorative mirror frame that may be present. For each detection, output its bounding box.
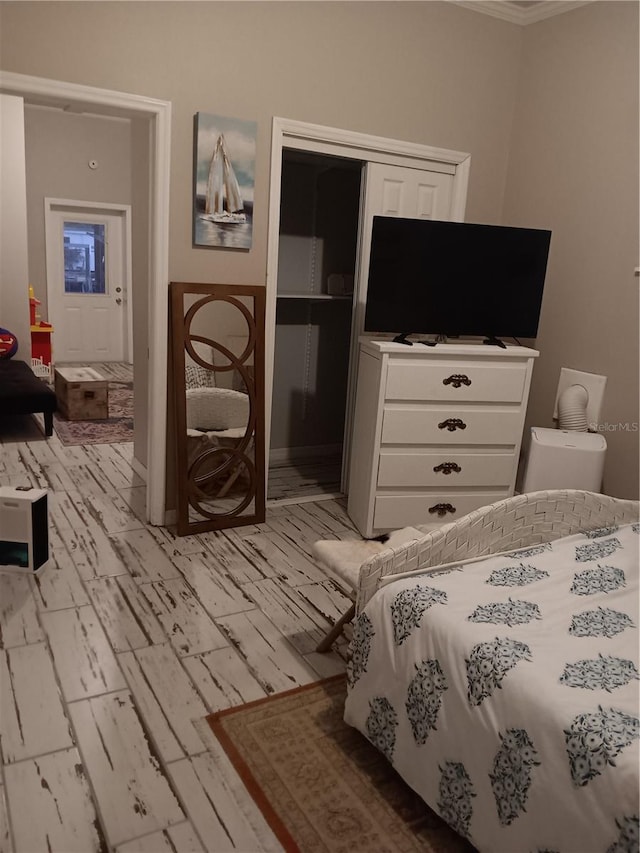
[170,282,265,535]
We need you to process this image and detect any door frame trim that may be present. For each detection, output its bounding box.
[265,117,471,491]
[0,71,171,525]
[44,198,133,363]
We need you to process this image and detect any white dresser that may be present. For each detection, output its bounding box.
[347,339,539,537]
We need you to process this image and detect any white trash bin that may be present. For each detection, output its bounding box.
[521,427,607,493]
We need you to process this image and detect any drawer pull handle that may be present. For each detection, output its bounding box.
[443,373,471,388]
[429,502,456,517]
[433,462,462,475]
[438,418,467,432]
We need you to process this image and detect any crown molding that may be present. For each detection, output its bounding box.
[452,1,592,25]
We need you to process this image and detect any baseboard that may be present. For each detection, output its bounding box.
[269,444,342,465]
[132,455,147,483]
[267,491,344,508]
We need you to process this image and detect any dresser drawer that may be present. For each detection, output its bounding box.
[385,360,527,403]
[373,491,510,530]
[378,450,516,488]
[381,406,523,446]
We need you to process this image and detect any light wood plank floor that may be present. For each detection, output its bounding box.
[267,452,344,503]
[0,414,361,853]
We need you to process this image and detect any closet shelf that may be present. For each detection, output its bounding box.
[277,292,352,301]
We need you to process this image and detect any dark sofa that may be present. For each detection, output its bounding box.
[0,359,57,436]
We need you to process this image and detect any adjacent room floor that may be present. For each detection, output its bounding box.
[0,414,356,853]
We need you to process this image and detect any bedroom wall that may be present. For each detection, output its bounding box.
[0,0,524,284]
[0,0,525,508]
[504,0,639,500]
[1,1,635,500]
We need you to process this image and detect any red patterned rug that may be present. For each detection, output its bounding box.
[207,675,474,853]
[53,381,133,446]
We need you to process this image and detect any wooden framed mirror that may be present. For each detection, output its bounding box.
[170,282,265,535]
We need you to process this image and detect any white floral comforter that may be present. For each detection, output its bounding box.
[344,522,639,853]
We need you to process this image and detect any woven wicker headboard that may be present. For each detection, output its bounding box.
[356,490,639,614]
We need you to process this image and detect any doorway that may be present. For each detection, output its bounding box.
[45,199,133,364]
[0,70,171,525]
[265,118,472,505]
[268,150,363,502]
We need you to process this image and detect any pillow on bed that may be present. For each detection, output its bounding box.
[0,327,18,359]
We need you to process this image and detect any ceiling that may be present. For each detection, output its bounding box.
[452,0,592,25]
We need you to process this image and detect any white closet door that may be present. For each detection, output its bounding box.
[342,162,457,492]
[354,162,455,328]
[364,162,454,218]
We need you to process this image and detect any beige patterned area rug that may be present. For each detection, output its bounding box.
[53,381,133,446]
[207,675,474,852]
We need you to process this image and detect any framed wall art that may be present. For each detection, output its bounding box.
[193,112,257,250]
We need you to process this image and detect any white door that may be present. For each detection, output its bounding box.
[342,162,457,491]
[45,200,132,363]
[352,162,455,339]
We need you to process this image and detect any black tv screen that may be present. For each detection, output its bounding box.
[364,217,551,340]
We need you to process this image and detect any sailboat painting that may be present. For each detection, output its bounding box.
[194,113,256,249]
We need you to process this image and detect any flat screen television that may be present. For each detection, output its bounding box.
[364,217,552,343]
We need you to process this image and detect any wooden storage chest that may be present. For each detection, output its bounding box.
[54,367,108,420]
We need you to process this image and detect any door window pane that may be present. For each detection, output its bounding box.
[63,222,106,294]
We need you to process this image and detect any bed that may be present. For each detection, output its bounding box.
[343,490,639,853]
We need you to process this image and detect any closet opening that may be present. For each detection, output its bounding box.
[268,149,363,503]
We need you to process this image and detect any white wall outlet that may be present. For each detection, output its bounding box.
[553,368,607,430]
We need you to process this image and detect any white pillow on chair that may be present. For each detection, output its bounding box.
[312,526,425,593]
